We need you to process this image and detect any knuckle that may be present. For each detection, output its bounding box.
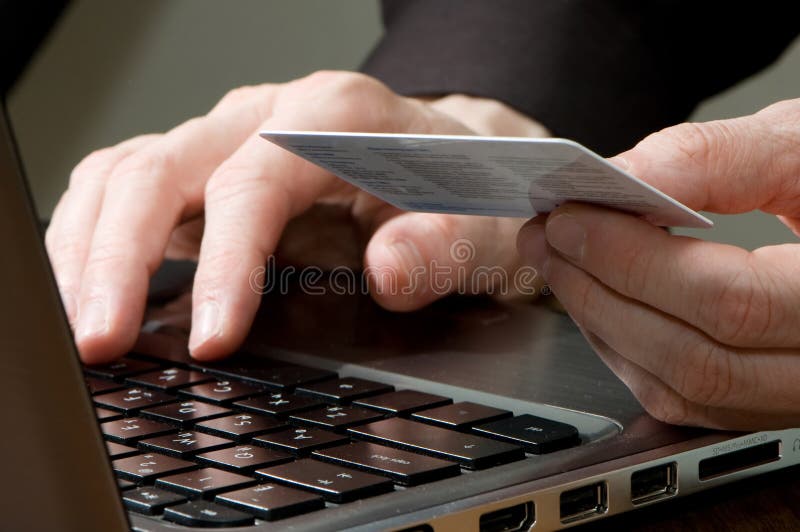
[619,241,655,298]
[639,121,738,176]
[699,261,770,345]
[674,338,734,406]
[45,232,86,265]
[567,271,604,329]
[215,85,259,109]
[293,70,380,96]
[69,147,118,188]
[69,133,156,189]
[281,71,392,121]
[205,166,263,201]
[83,242,130,274]
[205,163,291,210]
[657,122,716,165]
[107,149,176,190]
[758,98,800,123]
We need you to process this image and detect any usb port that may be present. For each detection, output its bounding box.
[631,462,677,504]
[699,440,781,481]
[559,482,607,524]
[479,501,534,532]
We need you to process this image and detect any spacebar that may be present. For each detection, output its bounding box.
[347,418,524,470]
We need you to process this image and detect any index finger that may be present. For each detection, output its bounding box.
[533,203,800,348]
[614,100,800,217]
[189,71,468,359]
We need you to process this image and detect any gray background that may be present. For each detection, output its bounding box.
[7,0,800,249]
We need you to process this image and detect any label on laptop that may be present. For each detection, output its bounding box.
[259,131,712,228]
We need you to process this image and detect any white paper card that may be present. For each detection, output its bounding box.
[260,131,712,228]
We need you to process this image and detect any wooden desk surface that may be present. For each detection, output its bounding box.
[575,464,800,531]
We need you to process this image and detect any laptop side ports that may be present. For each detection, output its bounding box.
[698,440,781,481]
[559,482,607,524]
[479,501,534,532]
[631,462,677,505]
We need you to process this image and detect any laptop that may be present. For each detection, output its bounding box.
[2,101,799,532]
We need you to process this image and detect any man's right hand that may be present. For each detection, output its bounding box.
[46,70,547,365]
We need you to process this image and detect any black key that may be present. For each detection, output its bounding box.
[411,401,513,430]
[113,453,196,483]
[296,377,394,404]
[179,379,266,404]
[216,484,325,521]
[95,407,123,422]
[127,367,213,391]
[86,376,125,395]
[163,501,255,528]
[235,392,321,417]
[139,431,233,458]
[290,405,385,430]
[256,459,393,503]
[197,445,293,473]
[253,427,348,455]
[102,417,176,444]
[196,413,287,441]
[313,442,460,486]
[196,356,336,390]
[93,387,175,415]
[156,467,256,497]
[348,418,524,470]
[106,442,139,459]
[118,479,136,491]
[473,414,581,454]
[123,486,187,515]
[142,400,231,427]
[354,390,452,416]
[84,359,161,380]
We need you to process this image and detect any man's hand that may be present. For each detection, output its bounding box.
[517,99,800,430]
[47,71,547,364]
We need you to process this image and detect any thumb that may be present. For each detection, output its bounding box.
[611,98,800,217]
[364,212,536,311]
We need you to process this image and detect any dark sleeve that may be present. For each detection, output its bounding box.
[361,0,800,156]
[0,0,69,98]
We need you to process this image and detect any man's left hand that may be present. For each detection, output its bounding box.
[517,99,800,430]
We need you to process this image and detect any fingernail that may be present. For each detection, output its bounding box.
[517,223,550,277]
[189,300,222,351]
[546,213,586,262]
[76,297,108,339]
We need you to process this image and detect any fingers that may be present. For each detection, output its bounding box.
[612,98,800,216]
[46,135,158,324]
[188,132,304,359]
[583,330,800,430]
[74,90,274,364]
[541,251,800,415]
[365,212,530,310]
[189,71,465,360]
[525,203,800,348]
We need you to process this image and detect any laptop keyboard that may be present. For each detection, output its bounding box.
[85,354,582,528]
